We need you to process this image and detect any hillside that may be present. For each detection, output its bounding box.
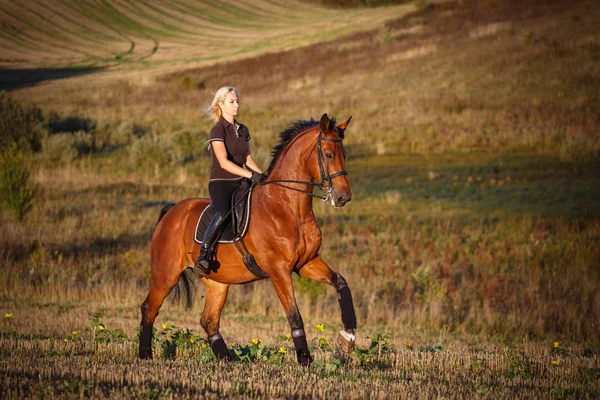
[0,0,411,69]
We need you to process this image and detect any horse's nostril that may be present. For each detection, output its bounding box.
[337,196,350,206]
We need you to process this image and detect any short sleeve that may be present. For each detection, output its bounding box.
[242,126,251,158]
[209,124,225,142]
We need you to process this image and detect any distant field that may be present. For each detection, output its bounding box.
[0,0,412,68]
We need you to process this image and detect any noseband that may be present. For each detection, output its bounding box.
[316,132,348,191]
[259,131,347,202]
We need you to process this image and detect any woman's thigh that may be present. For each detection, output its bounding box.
[209,180,241,214]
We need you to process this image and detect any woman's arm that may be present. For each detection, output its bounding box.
[245,154,262,173]
[212,141,252,179]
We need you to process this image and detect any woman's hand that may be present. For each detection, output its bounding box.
[251,171,264,184]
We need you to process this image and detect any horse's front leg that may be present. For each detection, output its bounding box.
[297,256,357,353]
[270,270,313,366]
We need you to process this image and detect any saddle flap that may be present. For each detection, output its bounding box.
[194,182,254,244]
[232,179,252,235]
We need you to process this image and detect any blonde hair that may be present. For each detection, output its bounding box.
[206,86,240,123]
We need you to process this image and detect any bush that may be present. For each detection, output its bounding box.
[559,137,599,164]
[0,143,35,222]
[40,133,78,164]
[72,131,97,155]
[128,132,176,171]
[0,91,44,152]
[172,130,206,163]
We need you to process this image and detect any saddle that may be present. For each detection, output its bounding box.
[193,181,268,279]
[194,180,253,244]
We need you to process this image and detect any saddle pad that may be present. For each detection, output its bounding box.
[194,186,254,244]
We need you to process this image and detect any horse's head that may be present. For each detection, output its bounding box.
[309,114,353,208]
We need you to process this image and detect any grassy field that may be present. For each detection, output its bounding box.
[1,0,600,398]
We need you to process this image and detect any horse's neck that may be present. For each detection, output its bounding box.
[258,130,317,218]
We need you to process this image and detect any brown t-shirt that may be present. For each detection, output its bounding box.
[208,116,251,182]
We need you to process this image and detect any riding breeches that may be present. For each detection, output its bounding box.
[208,179,243,214]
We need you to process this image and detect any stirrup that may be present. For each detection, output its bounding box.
[194,250,211,272]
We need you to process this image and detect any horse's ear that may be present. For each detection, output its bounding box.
[337,116,352,131]
[320,113,330,133]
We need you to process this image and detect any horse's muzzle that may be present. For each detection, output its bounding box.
[334,194,352,207]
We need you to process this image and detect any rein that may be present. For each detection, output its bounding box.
[258,131,347,203]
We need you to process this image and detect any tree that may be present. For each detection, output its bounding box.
[0,143,35,222]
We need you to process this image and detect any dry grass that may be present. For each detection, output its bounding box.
[1,326,599,398]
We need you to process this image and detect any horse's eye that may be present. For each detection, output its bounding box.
[325,153,333,159]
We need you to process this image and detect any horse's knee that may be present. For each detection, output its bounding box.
[332,272,349,291]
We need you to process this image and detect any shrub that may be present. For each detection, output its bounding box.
[559,137,598,164]
[40,133,78,164]
[0,143,35,222]
[0,91,43,152]
[72,131,97,155]
[128,133,176,171]
[172,130,207,163]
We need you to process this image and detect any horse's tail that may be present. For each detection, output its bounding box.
[157,202,176,224]
[156,201,198,309]
[170,267,199,309]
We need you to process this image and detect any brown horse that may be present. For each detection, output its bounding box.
[139,114,357,365]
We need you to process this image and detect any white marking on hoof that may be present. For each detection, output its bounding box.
[339,330,355,342]
[337,330,356,353]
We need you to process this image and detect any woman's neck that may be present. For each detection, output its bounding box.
[222,114,234,124]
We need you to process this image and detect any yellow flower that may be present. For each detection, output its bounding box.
[189,337,196,344]
[406,343,413,350]
[251,338,261,346]
[554,341,559,348]
[552,360,559,366]
[286,333,292,340]
[98,324,106,331]
[64,338,69,343]
[202,343,208,349]
[161,323,168,330]
[315,323,325,332]
[278,346,287,354]
[4,313,12,319]
[71,331,79,337]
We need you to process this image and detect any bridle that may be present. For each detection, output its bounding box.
[259,130,348,203]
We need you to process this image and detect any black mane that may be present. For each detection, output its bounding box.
[265,117,339,176]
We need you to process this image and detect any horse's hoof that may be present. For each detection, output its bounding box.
[139,349,153,360]
[298,353,313,367]
[337,330,355,353]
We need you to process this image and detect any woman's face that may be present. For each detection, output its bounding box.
[220,91,239,119]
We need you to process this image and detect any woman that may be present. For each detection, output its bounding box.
[195,86,263,271]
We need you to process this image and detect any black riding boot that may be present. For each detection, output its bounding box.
[195,211,225,272]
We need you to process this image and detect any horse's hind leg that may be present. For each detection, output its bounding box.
[297,256,357,353]
[200,279,231,361]
[139,266,182,359]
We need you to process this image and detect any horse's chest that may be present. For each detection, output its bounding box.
[299,220,321,255]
